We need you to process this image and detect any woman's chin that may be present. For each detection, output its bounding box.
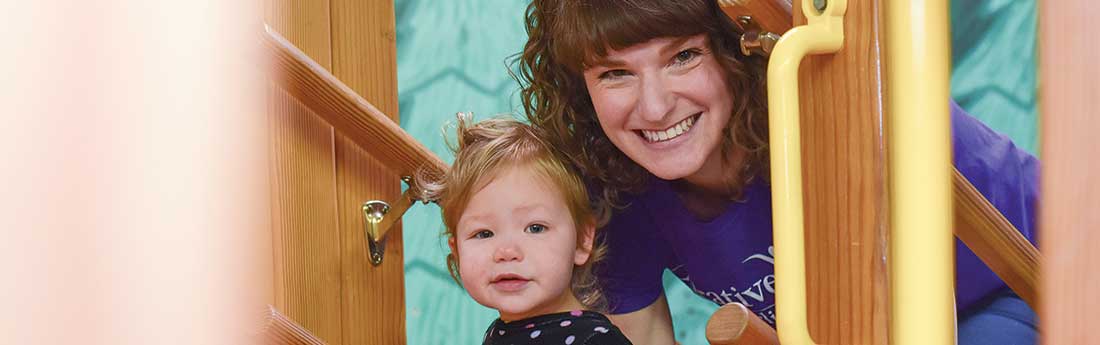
[643,161,703,181]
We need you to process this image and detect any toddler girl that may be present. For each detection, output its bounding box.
[419,115,632,345]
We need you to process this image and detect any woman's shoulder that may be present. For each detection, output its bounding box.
[951,100,1039,172]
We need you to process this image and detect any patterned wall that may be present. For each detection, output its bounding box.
[951,0,1038,155]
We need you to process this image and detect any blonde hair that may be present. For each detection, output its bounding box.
[418,114,608,310]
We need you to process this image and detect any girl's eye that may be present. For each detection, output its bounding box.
[598,69,630,80]
[672,49,701,66]
[525,224,547,234]
[472,230,494,239]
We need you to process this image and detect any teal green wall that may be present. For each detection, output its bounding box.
[951,0,1038,155]
[396,1,1038,343]
[396,2,526,344]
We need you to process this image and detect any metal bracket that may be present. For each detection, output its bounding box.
[362,176,426,266]
[737,15,782,57]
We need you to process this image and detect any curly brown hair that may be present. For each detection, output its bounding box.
[513,0,770,222]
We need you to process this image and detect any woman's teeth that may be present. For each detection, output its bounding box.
[641,116,695,143]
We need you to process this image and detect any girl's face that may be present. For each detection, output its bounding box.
[451,164,593,322]
[582,34,734,183]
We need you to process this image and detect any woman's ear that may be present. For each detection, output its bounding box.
[574,222,596,266]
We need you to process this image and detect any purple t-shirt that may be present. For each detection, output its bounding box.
[596,102,1040,326]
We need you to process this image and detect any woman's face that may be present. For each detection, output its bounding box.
[582,34,733,182]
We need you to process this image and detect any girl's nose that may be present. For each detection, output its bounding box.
[637,74,675,123]
[493,243,523,262]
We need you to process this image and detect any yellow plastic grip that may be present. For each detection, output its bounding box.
[765,1,846,344]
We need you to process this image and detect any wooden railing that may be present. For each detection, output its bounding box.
[953,169,1040,308]
[263,25,448,181]
[257,305,327,345]
[263,17,442,343]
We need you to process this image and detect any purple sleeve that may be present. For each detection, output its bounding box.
[951,100,1041,308]
[595,197,671,314]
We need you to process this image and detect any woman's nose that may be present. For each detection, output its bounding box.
[637,74,675,123]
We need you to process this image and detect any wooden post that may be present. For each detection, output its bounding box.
[330,2,407,343]
[793,1,890,343]
[265,1,408,343]
[265,0,343,342]
[1039,1,1100,344]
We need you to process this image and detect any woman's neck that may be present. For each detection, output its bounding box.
[675,146,749,220]
[681,145,748,198]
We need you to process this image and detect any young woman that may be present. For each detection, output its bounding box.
[514,1,1039,344]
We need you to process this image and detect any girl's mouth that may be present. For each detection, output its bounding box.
[491,273,531,292]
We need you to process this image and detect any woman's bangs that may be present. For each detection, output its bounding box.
[553,0,711,71]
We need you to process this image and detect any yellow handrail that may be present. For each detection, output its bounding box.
[764,0,846,344]
[885,1,955,344]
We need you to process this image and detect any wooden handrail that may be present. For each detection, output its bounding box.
[705,303,780,345]
[953,169,1040,308]
[263,25,448,182]
[257,305,328,345]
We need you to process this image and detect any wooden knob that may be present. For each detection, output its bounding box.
[705,303,779,345]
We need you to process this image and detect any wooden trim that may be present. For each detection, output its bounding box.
[258,305,329,345]
[1038,1,1100,343]
[952,168,1040,308]
[328,2,407,343]
[264,25,449,181]
[792,0,890,342]
[718,0,793,34]
[705,303,780,345]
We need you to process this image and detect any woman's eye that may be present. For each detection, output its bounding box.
[672,49,701,66]
[598,69,630,80]
[472,230,494,239]
[525,224,547,234]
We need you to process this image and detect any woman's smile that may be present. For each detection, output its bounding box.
[638,112,701,144]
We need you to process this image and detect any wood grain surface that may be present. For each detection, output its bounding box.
[952,169,1040,308]
[718,0,793,34]
[706,303,780,345]
[264,0,422,343]
[1039,1,1100,344]
[793,1,891,343]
